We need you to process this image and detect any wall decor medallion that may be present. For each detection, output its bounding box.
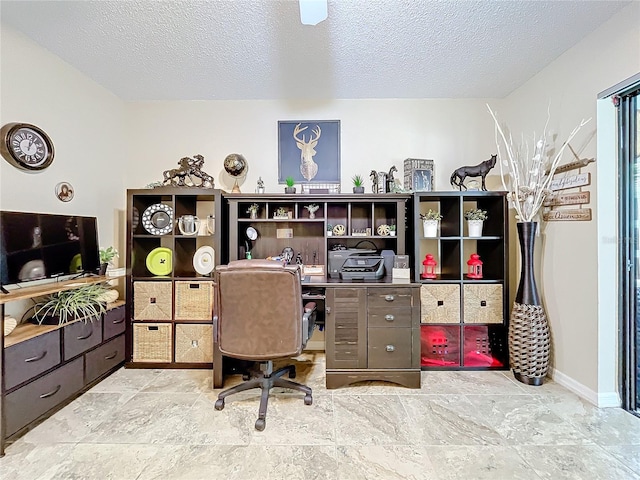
[278,120,340,185]
[55,182,74,202]
[0,122,55,171]
[142,203,174,235]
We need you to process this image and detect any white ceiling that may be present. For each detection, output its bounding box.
[1,0,631,101]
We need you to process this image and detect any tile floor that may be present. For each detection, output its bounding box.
[1,353,640,480]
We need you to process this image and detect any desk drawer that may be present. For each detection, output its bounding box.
[367,288,413,308]
[103,306,126,340]
[5,329,61,391]
[368,307,412,327]
[85,334,125,384]
[64,318,103,360]
[368,327,413,369]
[5,358,83,437]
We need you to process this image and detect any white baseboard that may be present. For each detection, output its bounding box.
[549,367,620,408]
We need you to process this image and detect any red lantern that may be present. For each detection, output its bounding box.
[467,253,483,279]
[421,253,437,279]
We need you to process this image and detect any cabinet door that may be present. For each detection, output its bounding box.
[325,287,367,369]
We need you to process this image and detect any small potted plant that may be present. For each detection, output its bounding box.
[247,203,260,219]
[284,176,296,194]
[389,224,396,237]
[305,204,319,219]
[274,206,289,219]
[352,174,365,194]
[464,208,488,237]
[326,223,333,236]
[420,210,443,237]
[99,246,118,275]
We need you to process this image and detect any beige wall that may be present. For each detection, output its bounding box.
[0,26,128,256]
[502,2,640,404]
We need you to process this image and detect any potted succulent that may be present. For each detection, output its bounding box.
[284,176,296,194]
[247,203,260,219]
[31,283,111,325]
[464,208,488,237]
[99,246,118,275]
[352,174,365,194]
[389,224,396,237]
[420,209,442,237]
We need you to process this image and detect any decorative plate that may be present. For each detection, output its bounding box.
[142,203,174,235]
[146,247,173,276]
[377,224,390,236]
[193,246,215,275]
[69,253,83,273]
[332,224,346,236]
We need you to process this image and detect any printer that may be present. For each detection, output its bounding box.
[328,248,385,280]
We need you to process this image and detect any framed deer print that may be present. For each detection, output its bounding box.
[278,120,341,186]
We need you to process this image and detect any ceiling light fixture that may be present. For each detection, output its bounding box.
[299,0,328,25]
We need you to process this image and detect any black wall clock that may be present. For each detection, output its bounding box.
[0,122,55,171]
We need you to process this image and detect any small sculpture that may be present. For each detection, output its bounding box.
[163,154,214,188]
[450,154,497,191]
[387,165,397,193]
[256,176,265,193]
[370,170,378,193]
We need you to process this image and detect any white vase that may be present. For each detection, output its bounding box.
[468,220,484,237]
[423,220,439,237]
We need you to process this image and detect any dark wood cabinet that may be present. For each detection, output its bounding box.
[413,192,509,370]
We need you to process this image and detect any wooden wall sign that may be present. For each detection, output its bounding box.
[543,208,592,221]
[550,173,590,191]
[548,158,595,175]
[544,191,590,207]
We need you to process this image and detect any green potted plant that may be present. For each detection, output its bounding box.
[284,176,296,194]
[352,174,365,194]
[99,246,118,275]
[326,223,333,236]
[464,208,488,237]
[247,203,260,219]
[31,283,111,325]
[389,224,396,236]
[420,209,443,237]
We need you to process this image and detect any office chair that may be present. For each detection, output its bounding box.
[213,259,315,431]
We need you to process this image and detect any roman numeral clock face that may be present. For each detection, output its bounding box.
[1,122,55,171]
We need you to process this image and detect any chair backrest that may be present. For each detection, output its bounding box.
[215,259,303,361]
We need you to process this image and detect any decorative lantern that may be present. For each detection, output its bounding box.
[467,253,483,279]
[421,253,437,279]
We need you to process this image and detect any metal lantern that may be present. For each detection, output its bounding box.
[421,253,437,279]
[467,253,483,279]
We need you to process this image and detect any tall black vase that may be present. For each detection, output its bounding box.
[509,222,550,386]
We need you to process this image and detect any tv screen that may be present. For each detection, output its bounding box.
[0,211,101,286]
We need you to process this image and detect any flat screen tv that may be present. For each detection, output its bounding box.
[0,211,100,287]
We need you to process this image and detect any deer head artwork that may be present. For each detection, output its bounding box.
[293,123,321,181]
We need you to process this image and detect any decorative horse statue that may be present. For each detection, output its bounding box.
[450,154,497,191]
[163,154,214,187]
[387,165,397,193]
[370,170,378,193]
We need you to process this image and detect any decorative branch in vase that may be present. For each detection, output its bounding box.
[487,104,590,386]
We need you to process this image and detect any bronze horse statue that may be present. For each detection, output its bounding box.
[450,154,497,191]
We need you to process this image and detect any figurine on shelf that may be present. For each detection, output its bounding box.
[162,154,214,188]
[256,176,265,194]
[387,165,397,193]
[305,204,319,219]
[449,154,497,191]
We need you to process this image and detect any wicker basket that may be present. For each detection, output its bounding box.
[133,281,172,320]
[463,284,503,324]
[420,284,460,323]
[175,324,213,363]
[133,323,172,362]
[174,281,214,321]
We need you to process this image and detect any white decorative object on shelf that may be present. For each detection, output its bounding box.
[4,315,17,336]
[423,220,438,238]
[468,220,484,237]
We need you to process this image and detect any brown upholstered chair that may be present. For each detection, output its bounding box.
[213,259,315,430]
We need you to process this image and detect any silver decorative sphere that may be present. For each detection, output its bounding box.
[224,154,247,178]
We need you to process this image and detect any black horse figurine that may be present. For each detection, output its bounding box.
[450,154,497,191]
[387,165,397,193]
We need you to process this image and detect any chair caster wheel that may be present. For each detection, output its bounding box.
[242,374,250,381]
[255,418,266,431]
[214,399,225,410]
[304,394,313,405]
[289,367,296,379]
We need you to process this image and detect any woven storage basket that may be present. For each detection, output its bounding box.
[175,324,213,363]
[133,323,172,362]
[133,281,172,320]
[463,284,503,324]
[174,281,214,321]
[420,284,460,323]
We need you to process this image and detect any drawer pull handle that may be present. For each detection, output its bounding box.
[112,318,125,325]
[40,385,61,399]
[386,345,395,352]
[77,330,93,340]
[25,351,47,363]
[385,314,395,322]
[326,307,331,314]
[385,295,395,302]
[104,351,118,360]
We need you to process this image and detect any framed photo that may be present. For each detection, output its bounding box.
[404,158,434,192]
[278,120,340,184]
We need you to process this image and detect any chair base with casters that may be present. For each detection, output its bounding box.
[214,359,313,431]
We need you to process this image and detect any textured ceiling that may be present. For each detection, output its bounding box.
[1,0,631,101]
